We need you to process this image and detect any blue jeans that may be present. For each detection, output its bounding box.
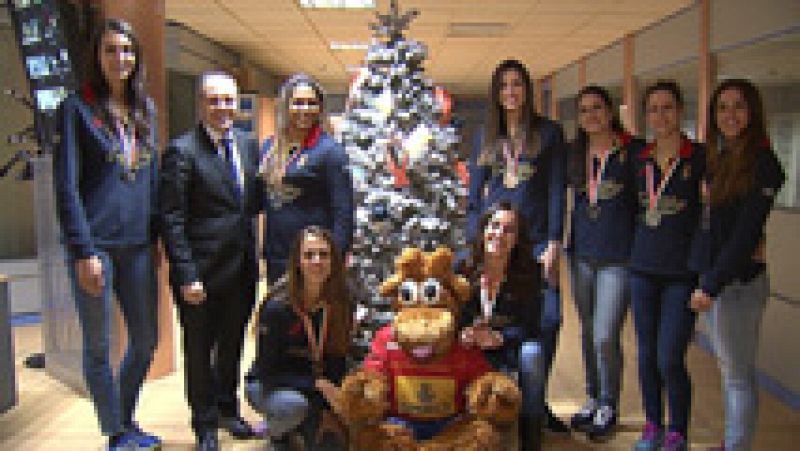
[534,242,562,392]
[68,245,158,436]
[540,285,561,393]
[570,258,629,407]
[630,271,696,436]
[246,382,309,438]
[705,272,768,451]
[518,341,546,419]
[246,381,342,451]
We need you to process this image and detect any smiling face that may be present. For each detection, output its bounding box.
[715,87,750,140]
[380,247,470,363]
[199,74,238,133]
[578,92,613,136]
[288,84,321,134]
[299,233,332,287]
[483,209,518,260]
[499,69,526,113]
[645,90,682,139]
[99,30,136,86]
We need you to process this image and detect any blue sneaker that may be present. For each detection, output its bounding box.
[107,432,136,451]
[126,423,162,450]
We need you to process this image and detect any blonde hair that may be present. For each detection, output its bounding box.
[262,73,328,188]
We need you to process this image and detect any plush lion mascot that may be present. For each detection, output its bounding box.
[319,247,521,450]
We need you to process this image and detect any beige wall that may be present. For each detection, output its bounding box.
[586,41,624,86]
[0,25,36,259]
[554,62,580,100]
[712,0,800,50]
[635,3,699,75]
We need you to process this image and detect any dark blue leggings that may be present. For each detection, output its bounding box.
[630,271,696,436]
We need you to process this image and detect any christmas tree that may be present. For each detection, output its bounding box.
[338,0,465,352]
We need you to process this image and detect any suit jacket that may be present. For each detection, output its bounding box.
[160,124,261,297]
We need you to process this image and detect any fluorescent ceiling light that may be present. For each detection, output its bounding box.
[299,0,375,9]
[447,22,510,38]
[330,41,369,50]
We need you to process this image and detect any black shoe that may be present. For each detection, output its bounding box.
[218,415,256,439]
[519,415,543,451]
[587,404,617,442]
[544,406,570,434]
[570,398,597,432]
[197,430,219,451]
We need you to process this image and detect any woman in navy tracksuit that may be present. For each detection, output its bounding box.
[54,19,160,450]
[689,79,785,451]
[564,85,642,441]
[261,73,354,284]
[466,59,567,432]
[629,81,704,451]
[245,226,355,450]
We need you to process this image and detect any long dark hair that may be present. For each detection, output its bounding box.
[286,226,351,357]
[86,18,152,145]
[567,85,626,186]
[706,79,768,205]
[462,202,540,298]
[479,59,543,165]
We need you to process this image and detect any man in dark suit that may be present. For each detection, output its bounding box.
[160,71,259,450]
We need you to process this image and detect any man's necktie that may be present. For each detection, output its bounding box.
[221,137,242,200]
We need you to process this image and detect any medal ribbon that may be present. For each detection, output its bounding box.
[587,147,612,206]
[294,305,328,371]
[282,143,306,177]
[479,275,499,320]
[116,121,137,168]
[502,140,520,180]
[645,157,680,211]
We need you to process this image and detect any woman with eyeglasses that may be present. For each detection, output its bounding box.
[564,85,642,441]
[629,81,705,451]
[261,73,354,284]
[246,226,355,450]
[54,19,160,450]
[689,79,785,451]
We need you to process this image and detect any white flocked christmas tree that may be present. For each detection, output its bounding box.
[338,0,466,351]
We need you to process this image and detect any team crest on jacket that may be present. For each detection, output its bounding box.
[269,183,303,208]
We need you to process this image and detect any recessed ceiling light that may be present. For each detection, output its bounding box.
[330,41,369,50]
[299,0,375,9]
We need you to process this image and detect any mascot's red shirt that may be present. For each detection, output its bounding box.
[363,325,493,422]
